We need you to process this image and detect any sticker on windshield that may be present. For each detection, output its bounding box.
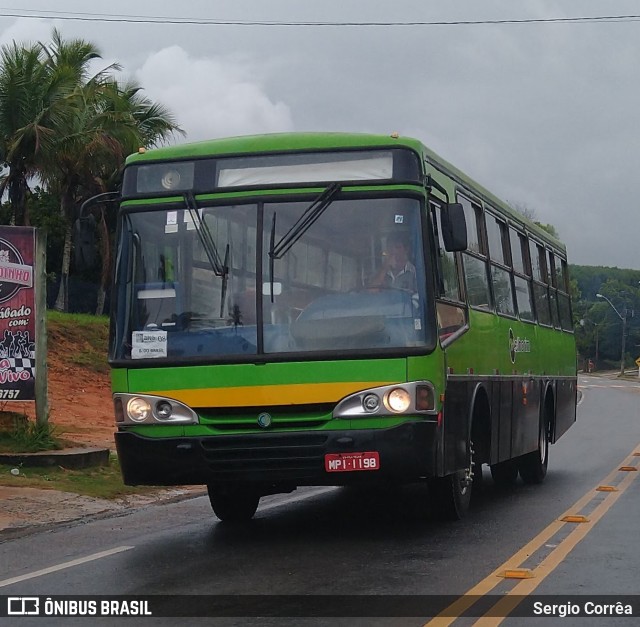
[165,211,178,234]
[184,210,196,230]
[394,215,404,224]
[131,330,168,359]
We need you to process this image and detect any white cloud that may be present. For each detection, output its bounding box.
[134,45,293,142]
[0,17,52,47]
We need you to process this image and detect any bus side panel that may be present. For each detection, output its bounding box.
[441,378,471,476]
[495,379,513,464]
[553,377,577,442]
[510,378,542,458]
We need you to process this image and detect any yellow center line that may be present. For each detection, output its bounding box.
[474,468,638,625]
[423,446,640,627]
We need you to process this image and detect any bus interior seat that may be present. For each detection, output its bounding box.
[135,282,181,330]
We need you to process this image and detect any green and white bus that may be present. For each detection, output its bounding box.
[107,132,577,521]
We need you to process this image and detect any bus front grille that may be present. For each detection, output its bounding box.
[200,433,329,478]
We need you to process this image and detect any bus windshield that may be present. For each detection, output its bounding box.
[112,196,432,361]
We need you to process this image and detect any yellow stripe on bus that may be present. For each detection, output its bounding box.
[148,381,395,407]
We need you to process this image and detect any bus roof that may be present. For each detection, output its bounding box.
[127,131,565,253]
[127,132,425,163]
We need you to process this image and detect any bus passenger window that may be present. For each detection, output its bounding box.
[463,254,491,308]
[437,302,466,342]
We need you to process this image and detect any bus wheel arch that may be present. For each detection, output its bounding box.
[518,385,554,484]
[429,383,488,520]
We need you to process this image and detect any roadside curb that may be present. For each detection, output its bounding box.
[0,485,207,541]
[0,447,110,470]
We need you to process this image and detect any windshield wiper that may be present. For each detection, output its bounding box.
[184,192,227,277]
[267,183,341,302]
[184,192,230,317]
[269,183,341,260]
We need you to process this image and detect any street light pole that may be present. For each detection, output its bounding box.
[596,293,626,375]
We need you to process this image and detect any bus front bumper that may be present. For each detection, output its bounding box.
[115,421,438,489]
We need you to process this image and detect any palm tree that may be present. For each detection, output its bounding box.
[33,32,182,311]
[0,41,57,225]
[0,30,182,311]
[87,79,183,314]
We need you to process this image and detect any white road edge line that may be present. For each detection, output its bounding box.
[0,546,134,588]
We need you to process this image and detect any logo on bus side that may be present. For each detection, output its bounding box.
[509,328,531,364]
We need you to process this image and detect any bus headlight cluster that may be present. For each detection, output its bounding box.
[333,381,437,419]
[114,394,198,425]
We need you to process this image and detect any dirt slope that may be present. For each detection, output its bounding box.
[9,318,115,451]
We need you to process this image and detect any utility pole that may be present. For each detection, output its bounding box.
[35,229,49,426]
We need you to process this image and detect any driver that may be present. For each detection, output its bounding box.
[372,232,417,291]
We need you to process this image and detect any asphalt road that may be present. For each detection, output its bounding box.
[1,373,639,626]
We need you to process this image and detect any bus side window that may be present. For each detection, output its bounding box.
[556,255,573,331]
[530,240,551,326]
[486,212,515,317]
[431,200,467,342]
[458,194,491,309]
[509,227,535,322]
[436,301,466,342]
[547,250,561,328]
[432,201,463,302]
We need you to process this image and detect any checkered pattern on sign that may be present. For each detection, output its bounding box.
[5,357,35,375]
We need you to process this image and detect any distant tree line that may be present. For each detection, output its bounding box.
[0,29,183,314]
[571,265,640,371]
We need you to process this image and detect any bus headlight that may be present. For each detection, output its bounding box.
[362,394,380,412]
[385,388,411,413]
[115,393,199,425]
[155,401,173,420]
[127,397,152,422]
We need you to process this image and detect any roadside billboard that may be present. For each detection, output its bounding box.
[0,226,36,401]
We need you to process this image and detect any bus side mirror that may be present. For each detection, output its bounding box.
[73,215,97,271]
[441,203,467,252]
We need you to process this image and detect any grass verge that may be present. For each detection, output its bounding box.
[46,310,110,373]
[0,414,65,453]
[0,454,157,499]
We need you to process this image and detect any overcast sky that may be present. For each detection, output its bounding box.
[1,0,639,271]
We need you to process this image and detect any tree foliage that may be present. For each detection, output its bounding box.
[571,264,640,370]
[0,29,183,313]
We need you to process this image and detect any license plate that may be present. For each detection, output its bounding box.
[325,451,380,472]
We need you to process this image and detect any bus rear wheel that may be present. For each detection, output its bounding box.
[207,486,260,522]
[518,416,549,485]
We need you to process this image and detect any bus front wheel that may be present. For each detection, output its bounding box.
[207,486,260,522]
[428,441,475,520]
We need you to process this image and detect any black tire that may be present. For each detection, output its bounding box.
[207,486,260,522]
[490,459,519,487]
[428,441,475,520]
[518,415,550,485]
